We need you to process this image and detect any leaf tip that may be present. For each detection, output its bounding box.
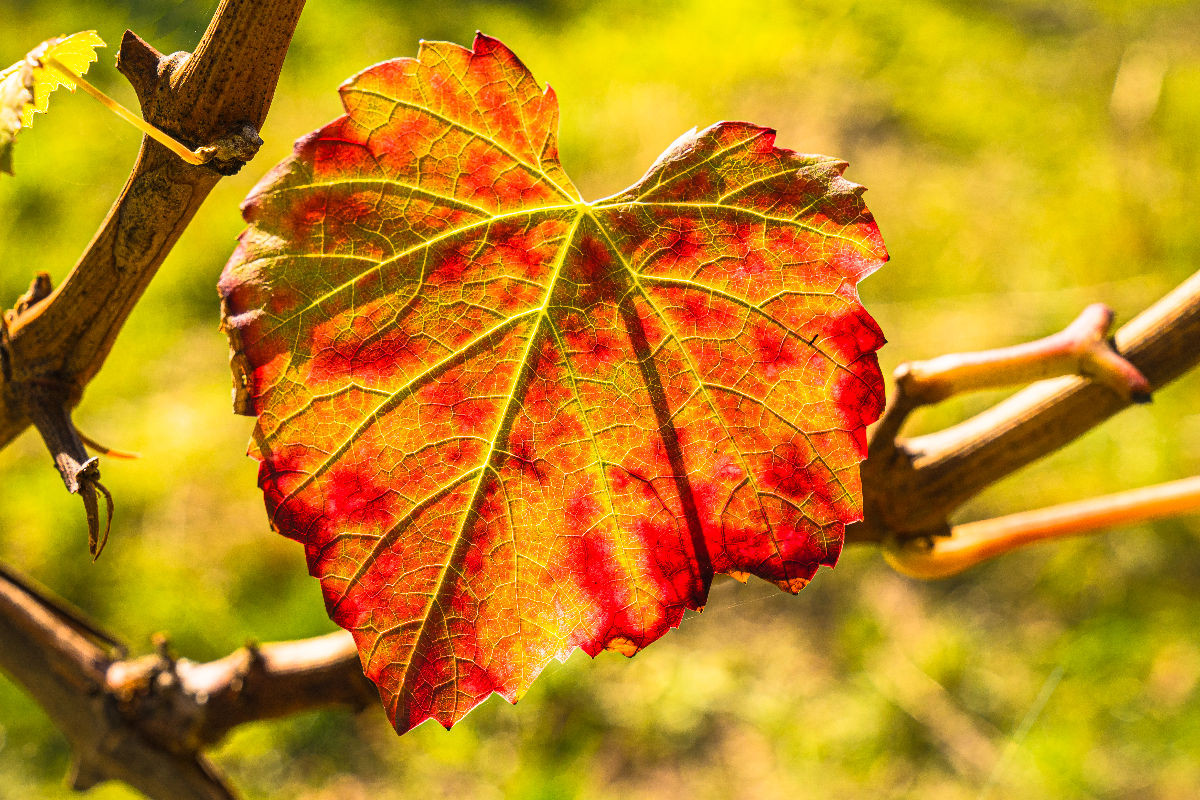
[472,30,497,49]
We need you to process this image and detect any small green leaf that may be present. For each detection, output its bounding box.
[22,30,106,127]
[0,31,105,175]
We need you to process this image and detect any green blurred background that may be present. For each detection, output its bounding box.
[2,0,1199,797]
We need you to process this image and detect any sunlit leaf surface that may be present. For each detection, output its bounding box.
[0,30,104,174]
[220,33,887,733]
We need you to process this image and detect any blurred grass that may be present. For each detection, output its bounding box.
[1,0,1199,797]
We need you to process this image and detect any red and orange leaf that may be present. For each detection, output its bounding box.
[219,33,887,734]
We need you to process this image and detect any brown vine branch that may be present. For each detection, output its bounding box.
[853,266,1200,544]
[107,631,378,752]
[0,0,305,551]
[0,564,236,799]
[0,562,373,799]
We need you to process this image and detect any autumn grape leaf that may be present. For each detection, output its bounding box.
[0,30,105,174]
[219,33,888,734]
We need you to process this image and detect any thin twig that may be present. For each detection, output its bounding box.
[884,475,1200,579]
[894,303,1149,406]
[42,56,207,165]
[78,428,141,459]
